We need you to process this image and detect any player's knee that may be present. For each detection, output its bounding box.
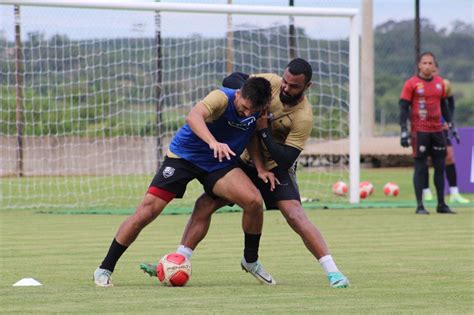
[193,195,220,217]
[283,206,307,231]
[134,198,162,228]
[242,194,263,213]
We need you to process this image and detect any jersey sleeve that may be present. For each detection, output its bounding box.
[443,79,452,97]
[284,117,313,150]
[440,79,447,99]
[200,89,228,121]
[400,79,413,102]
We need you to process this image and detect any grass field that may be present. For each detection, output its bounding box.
[1,168,473,314]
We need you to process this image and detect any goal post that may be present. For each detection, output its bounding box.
[0,0,360,210]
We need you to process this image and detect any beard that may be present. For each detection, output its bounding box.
[279,90,303,106]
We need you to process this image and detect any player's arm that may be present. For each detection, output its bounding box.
[246,133,279,191]
[440,98,452,124]
[222,72,249,89]
[256,109,302,170]
[186,102,236,161]
[440,98,460,144]
[447,95,455,116]
[399,98,411,147]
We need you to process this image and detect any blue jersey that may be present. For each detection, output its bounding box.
[169,88,259,172]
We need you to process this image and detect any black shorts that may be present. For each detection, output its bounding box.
[239,160,300,210]
[411,131,447,159]
[150,157,238,199]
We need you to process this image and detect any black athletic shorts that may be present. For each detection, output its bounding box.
[411,131,447,159]
[149,157,238,199]
[239,160,300,210]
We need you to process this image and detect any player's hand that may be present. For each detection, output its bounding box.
[448,123,460,144]
[451,129,460,144]
[209,141,236,162]
[400,129,410,148]
[257,169,280,191]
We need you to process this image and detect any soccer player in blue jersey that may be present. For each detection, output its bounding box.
[141,58,349,288]
[93,77,273,287]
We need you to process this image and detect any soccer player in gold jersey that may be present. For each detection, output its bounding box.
[141,59,349,288]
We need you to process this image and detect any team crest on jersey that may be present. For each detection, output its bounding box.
[228,116,256,130]
[419,145,426,153]
[416,82,424,94]
[163,166,175,178]
[436,83,442,90]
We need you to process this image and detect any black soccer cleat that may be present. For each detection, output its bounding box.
[415,205,430,215]
[436,204,456,214]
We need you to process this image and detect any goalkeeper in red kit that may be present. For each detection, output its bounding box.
[399,52,459,215]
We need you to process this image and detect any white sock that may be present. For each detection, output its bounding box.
[450,187,459,195]
[176,245,193,259]
[423,188,432,195]
[318,255,339,274]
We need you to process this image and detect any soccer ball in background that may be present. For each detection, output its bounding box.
[157,253,192,287]
[383,182,399,197]
[332,181,348,196]
[359,181,374,199]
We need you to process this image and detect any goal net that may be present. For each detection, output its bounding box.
[0,1,359,212]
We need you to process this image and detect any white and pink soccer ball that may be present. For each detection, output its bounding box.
[157,252,192,287]
[332,181,348,196]
[359,181,374,199]
[383,182,399,197]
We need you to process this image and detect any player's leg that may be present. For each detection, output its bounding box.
[94,157,198,286]
[431,132,456,214]
[268,167,349,288]
[180,193,230,251]
[211,166,275,285]
[412,131,430,214]
[140,193,228,277]
[422,159,433,201]
[276,199,348,288]
[445,142,470,204]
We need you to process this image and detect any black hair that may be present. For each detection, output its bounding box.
[418,51,437,64]
[240,77,272,110]
[286,58,313,83]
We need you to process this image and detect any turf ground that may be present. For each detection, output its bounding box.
[1,168,473,314]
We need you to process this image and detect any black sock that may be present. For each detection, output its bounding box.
[446,164,457,187]
[433,157,446,205]
[244,233,261,263]
[413,158,427,207]
[100,238,128,272]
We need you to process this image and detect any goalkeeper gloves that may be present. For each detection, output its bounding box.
[400,128,410,148]
[448,123,460,144]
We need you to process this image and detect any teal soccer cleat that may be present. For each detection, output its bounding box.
[140,262,158,277]
[327,272,350,288]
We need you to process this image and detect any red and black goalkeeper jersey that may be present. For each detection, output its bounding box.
[400,75,446,132]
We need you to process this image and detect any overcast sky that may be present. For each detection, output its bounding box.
[0,0,472,40]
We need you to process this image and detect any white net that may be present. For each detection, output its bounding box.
[0,3,352,211]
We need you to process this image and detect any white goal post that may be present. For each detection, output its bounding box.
[0,0,360,210]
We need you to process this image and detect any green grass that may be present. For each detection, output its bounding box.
[1,208,473,314]
[1,168,473,313]
[6,167,468,214]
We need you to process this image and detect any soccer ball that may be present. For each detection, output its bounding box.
[383,182,399,197]
[157,253,192,287]
[359,181,374,199]
[332,181,348,196]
